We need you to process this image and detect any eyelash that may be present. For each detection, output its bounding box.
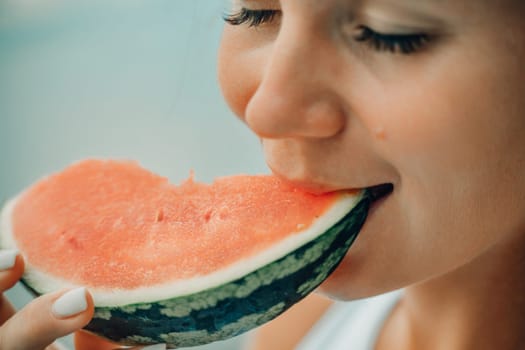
[223,8,430,55]
[223,8,278,27]
[355,26,429,54]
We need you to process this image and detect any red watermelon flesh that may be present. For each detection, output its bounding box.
[6,160,353,293]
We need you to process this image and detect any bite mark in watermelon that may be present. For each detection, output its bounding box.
[0,159,370,347]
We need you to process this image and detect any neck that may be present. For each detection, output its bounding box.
[377,232,525,350]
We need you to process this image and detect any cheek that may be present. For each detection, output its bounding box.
[324,37,525,299]
[362,36,525,195]
[217,28,261,121]
[387,51,525,236]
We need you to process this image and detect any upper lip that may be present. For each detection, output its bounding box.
[268,164,394,198]
[272,173,393,200]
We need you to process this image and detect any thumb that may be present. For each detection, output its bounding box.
[75,329,168,350]
[0,287,94,350]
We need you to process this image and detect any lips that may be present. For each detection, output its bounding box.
[268,163,394,202]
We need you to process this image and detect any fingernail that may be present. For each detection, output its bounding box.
[0,249,18,270]
[52,287,88,318]
[142,345,167,350]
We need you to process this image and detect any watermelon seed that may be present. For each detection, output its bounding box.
[67,236,81,249]
[155,209,165,222]
[204,210,213,222]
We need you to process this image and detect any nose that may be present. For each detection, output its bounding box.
[244,21,346,139]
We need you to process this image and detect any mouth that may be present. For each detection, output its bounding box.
[366,183,394,203]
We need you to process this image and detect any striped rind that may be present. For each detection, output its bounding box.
[0,191,360,306]
[84,196,370,348]
[0,190,369,348]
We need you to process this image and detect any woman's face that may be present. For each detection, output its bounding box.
[218,0,525,299]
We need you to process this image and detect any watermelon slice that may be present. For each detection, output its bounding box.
[0,159,370,347]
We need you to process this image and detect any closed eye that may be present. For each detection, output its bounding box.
[223,8,280,27]
[222,9,430,55]
[355,26,430,55]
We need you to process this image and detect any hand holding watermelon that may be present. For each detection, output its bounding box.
[0,250,94,350]
[0,253,166,350]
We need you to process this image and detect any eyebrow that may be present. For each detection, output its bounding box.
[234,0,449,21]
[369,0,452,24]
[235,0,279,7]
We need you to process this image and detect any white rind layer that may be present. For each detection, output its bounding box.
[0,191,361,307]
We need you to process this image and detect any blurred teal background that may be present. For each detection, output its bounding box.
[0,1,267,348]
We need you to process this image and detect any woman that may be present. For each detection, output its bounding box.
[1,0,524,348]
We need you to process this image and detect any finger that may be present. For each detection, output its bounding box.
[0,295,16,326]
[0,250,24,292]
[0,250,24,325]
[0,287,94,350]
[74,330,125,350]
[75,331,168,350]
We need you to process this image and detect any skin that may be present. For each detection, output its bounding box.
[1,0,524,349]
[0,254,95,349]
[0,253,136,349]
[218,0,525,349]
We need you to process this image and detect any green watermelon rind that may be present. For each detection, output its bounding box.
[82,194,370,347]
[0,190,369,348]
[1,189,360,307]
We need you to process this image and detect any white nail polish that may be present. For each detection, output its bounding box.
[141,344,167,350]
[52,287,88,318]
[0,249,18,270]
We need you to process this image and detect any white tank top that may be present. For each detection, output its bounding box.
[296,290,402,350]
